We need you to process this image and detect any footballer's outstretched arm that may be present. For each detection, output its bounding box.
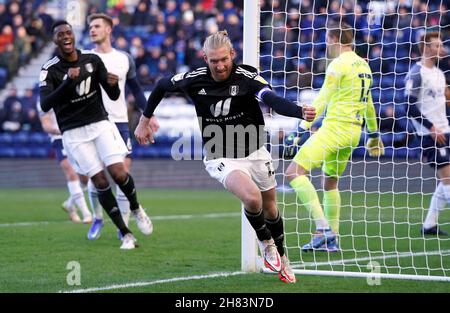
[142,76,178,118]
[135,76,179,145]
[258,88,315,121]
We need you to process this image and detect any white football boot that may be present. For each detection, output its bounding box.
[132,206,153,235]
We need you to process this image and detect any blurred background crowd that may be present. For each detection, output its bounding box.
[0,0,448,158]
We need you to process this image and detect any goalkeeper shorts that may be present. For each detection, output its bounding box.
[293,124,361,177]
[204,146,277,192]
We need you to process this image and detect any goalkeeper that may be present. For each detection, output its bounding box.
[285,20,384,252]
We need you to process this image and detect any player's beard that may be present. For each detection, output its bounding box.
[212,66,232,82]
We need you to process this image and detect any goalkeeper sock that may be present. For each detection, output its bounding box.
[265,211,285,256]
[244,209,272,241]
[323,189,341,234]
[290,175,329,230]
[97,186,131,236]
[424,183,446,229]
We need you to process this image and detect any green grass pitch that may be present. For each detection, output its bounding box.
[0,188,449,293]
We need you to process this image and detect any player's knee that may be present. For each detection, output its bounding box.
[107,163,128,184]
[111,171,128,185]
[91,172,110,190]
[243,192,262,211]
[285,162,307,182]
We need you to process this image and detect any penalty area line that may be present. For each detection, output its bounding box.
[59,271,247,293]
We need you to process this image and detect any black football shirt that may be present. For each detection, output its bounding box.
[39,50,118,133]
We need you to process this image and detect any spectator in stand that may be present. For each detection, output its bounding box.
[163,0,179,19]
[0,42,19,78]
[23,105,42,132]
[2,99,23,132]
[113,35,129,51]
[37,3,55,34]
[137,64,154,91]
[134,45,149,69]
[116,6,132,27]
[147,47,162,74]
[20,88,36,111]
[14,26,32,65]
[131,1,152,26]
[25,16,47,54]
[0,25,14,53]
[0,3,7,30]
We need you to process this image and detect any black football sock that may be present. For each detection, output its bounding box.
[117,175,140,211]
[266,212,285,256]
[244,209,272,241]
[97,186,131,236]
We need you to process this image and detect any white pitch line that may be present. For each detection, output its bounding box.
[60,271,247,293]
[295,249,450,268]
[0,221,52,227]
[0,212,241,228]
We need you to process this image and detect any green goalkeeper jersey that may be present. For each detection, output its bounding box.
[301,50,378,133]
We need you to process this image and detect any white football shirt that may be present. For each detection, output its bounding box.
[405,61,448,135]
[90,48,137,123]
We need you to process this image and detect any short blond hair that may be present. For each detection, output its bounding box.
[203,30,233,55]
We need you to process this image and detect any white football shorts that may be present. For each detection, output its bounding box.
[62,120,128,177]
[204,146,277,192]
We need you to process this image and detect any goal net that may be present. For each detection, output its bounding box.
[243,0,450,281]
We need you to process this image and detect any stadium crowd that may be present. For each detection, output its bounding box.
[0,0,449,159]
[0,0,53,88]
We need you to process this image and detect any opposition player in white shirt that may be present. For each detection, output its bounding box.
[37,101,93,224]
[87,13,159,240]
[404,31,449,236]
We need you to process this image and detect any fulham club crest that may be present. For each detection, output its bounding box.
[229,85,239,96]
[85,63,94,73]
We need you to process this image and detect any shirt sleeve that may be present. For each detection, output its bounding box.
[94,55,120,101]
[124,51,137,80]
[364,90,379,134]
[39,67,73,112]
[404,66,422,99]
[404,66,433,130]
[248,74,272,97]
[143,75,182,118]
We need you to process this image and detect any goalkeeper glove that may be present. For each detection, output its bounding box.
[283,127,307,159]
[366,135,385,157]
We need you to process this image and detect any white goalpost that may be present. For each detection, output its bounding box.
[241,0,260,273]
[242,0,450,282]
